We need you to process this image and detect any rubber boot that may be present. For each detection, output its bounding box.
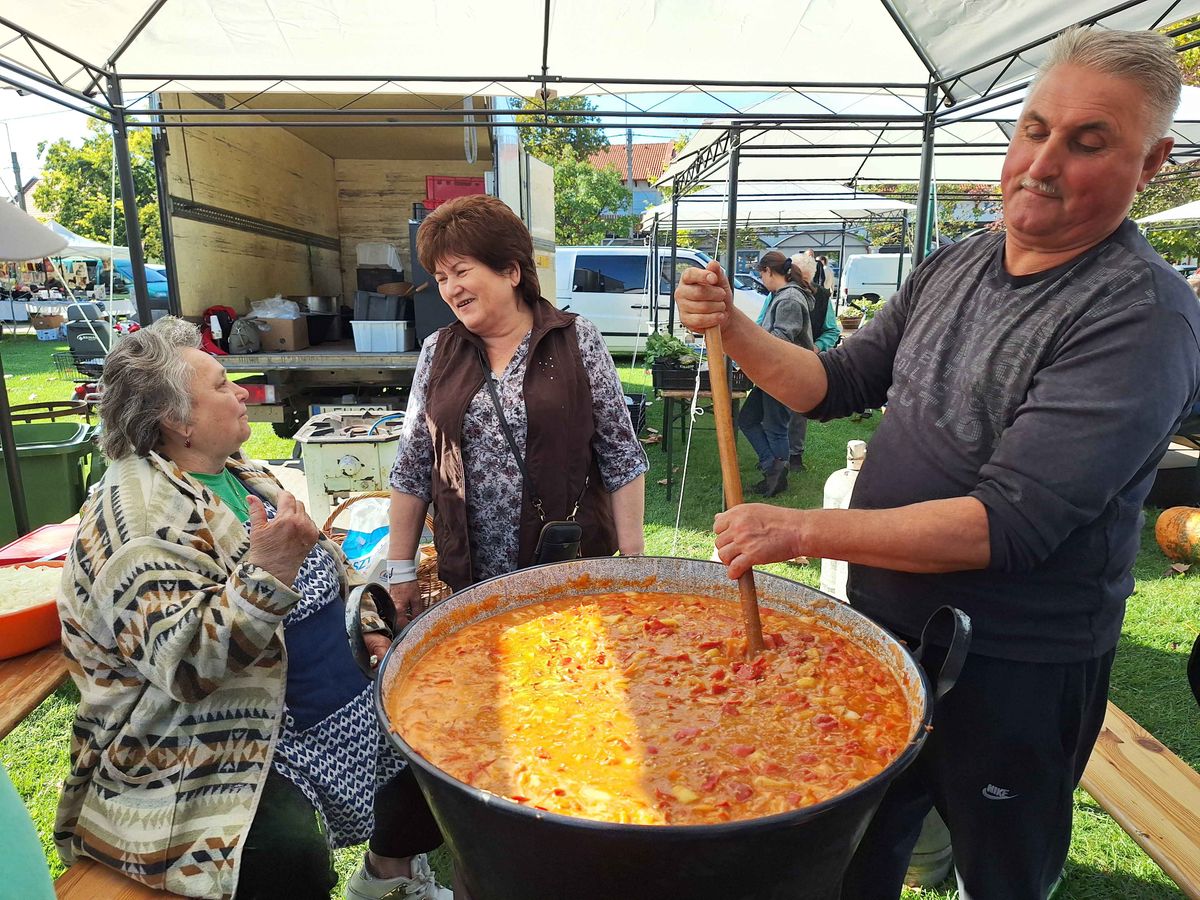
[789,452,806,471]
[757,458,789,497]
[751,464,773,495]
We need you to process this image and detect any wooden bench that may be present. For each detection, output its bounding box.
[0,648,180,898]
[0,644,69,739]
[1080,701,1200,899]
[55,859,183,899]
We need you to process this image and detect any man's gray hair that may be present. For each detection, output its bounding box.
[98,316,201,459]
[1039,27,1181,147]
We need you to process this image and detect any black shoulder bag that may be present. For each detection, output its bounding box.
[478,352,585,565]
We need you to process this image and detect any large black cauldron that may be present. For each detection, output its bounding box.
[375,557,967,900]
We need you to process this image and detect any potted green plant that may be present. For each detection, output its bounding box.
[645,332,705,390]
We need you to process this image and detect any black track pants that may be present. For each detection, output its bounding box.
[840,644,1114,900]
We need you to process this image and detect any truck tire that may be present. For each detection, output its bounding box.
[272,402,307,439]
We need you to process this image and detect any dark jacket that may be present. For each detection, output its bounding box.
[764,283,815,350]
[424,300,617,590]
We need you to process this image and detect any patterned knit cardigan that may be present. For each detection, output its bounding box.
[54,450,385,899]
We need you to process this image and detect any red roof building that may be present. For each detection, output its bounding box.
[587,141,675,215]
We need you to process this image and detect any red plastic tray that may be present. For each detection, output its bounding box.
[0,523,77,565]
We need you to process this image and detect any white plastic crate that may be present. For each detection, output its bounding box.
[355,242,404,271]
[35,328,60,341]
[350,320,415,352]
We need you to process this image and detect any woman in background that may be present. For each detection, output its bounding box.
[740,250,815,497]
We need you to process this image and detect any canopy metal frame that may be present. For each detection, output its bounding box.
[0,1,1198,536]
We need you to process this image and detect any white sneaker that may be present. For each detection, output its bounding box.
[344,852,453,900]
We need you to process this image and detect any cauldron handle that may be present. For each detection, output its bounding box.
[912,605,972,701]
[346,582,398,679]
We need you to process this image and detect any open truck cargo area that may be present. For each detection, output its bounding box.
[156,91,554,435]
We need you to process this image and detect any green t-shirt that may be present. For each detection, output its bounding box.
[189,468,251,523]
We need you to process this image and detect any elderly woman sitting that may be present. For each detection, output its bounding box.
[55,318,449,900]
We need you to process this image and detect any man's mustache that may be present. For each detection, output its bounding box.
[1020,177,1060,196]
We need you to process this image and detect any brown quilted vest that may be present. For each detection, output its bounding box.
[424,299,617,590]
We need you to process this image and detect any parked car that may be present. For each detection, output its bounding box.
[733,273,768,295]
[107,259,170,301]
[841,252,913,303]
[556,246,762,352]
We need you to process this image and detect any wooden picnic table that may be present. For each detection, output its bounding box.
[0,644,69,740]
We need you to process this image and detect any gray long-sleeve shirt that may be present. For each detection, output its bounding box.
[763,283,815,350]
[808,220,1200,662]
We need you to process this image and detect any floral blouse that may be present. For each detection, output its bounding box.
[390,316,648,582]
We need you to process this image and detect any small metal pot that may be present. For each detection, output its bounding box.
[286,295,340,314]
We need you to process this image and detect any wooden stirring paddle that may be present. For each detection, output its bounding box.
[703,326,766,656]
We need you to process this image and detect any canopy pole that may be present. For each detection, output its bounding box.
[837,225,848,313]
[107,74,153,326]
[650,213,660,331]
[668,183,679,333]
[913,80,939,265]
[151,99,182,316]
[897,211,909,292]
[0,352,29,536]
[724,130,740,282]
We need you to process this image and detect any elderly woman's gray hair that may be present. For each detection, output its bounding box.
[1040,27,1181,148]
[99,316,202,459]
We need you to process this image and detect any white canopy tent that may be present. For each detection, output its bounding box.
[0,201,69,535]
[640,181,915,231]
[44,221,131,261]
[660,85,1200,188]
[1137,199,1200,223]
[1,0,1197,114]
[0,203,68,262]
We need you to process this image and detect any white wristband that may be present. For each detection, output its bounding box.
[386,559,418,585]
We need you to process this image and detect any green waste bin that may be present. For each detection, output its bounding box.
[0,422,97,545]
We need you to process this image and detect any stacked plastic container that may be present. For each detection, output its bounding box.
[351,243,417,352]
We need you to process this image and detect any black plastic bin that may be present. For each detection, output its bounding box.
[356,266,404,292]
[651,363,752,392]
[624,392,647,435]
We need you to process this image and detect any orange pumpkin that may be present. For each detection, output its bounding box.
[1155,506,1200,564]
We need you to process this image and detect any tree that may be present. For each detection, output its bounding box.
[1132,162,1200,261]
[553,149,636,245]
[33,119,162,260]
[514,96,609,164]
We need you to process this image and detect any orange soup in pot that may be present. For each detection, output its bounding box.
[387,592,911,825]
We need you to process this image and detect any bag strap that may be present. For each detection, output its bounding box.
[478,349,589,523]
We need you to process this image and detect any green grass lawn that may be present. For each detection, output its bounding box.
[1,339,1197,897]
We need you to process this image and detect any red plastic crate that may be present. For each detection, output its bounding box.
[424,176,486,210]
[0,523,77,564]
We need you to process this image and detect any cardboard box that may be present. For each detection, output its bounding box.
[254,316,309,351]
[30,313,65,330]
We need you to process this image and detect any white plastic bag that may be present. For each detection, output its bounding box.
[248,295,302,319]
[338,497,423,584]
[340,497,391,579]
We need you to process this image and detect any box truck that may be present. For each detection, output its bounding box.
[153,93,554,435]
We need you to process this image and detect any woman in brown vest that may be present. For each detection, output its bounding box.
[386,195,648,622]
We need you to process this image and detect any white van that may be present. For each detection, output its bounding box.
[556,246,764,352]
[841,252,913,303]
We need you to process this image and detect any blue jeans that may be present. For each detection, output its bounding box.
[738,387,791,470]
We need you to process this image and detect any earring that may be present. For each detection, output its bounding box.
[184,436,192,448]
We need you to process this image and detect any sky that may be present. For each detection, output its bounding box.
[0,87,93,201]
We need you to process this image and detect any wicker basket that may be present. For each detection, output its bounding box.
[321,491,452,611]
